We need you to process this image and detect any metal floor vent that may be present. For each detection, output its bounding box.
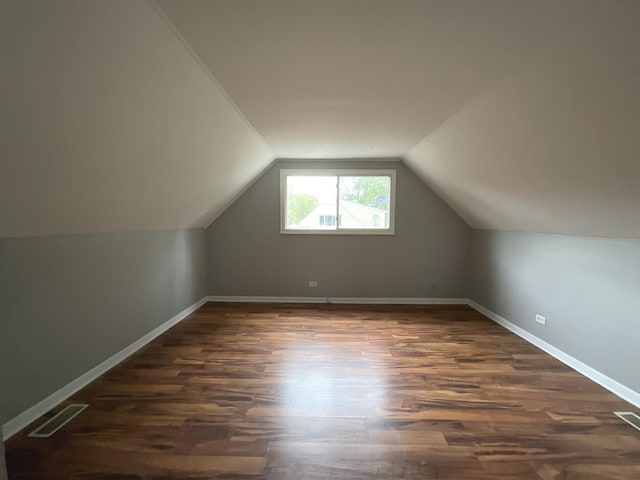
[28,404,89,438]
[614,412,640,432]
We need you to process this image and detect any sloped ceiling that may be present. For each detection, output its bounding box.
[405,1,640,239]
[0,0,272,238]
[156,0,575,159]
[3,1,640,239]
[158,0,640,239]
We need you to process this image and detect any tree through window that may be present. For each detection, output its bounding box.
[280,169,396,234]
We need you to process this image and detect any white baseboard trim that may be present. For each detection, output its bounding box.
[467,299,640,408]
[207,295,328,303]
[329,297,467,305]
[206,295,468,305]
[1,296,209,440]
[6,296,636,441]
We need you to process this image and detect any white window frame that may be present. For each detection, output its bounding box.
[280,169,396,235]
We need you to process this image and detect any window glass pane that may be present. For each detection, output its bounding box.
[338,176,391,229]
[286,176,337,230]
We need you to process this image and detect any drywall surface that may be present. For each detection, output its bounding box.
[405,1,640,239]
[157,0,573,158]
[206,159,471,298]
[0,229,207,426]
[0,435,6,480]
[0,0,272,237]
[470,230,640,392]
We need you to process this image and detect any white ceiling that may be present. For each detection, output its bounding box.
[157,0,640,239]
[3,0,640,239]
[405,0,640,238]
[0,0,272,238]
[156,0,576,159]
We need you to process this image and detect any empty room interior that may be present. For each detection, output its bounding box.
[1,0,640,479]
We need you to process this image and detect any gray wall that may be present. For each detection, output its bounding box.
[470,230,640,392]
[0,229,207,427]
[0,436,6,480]
[206,160,471,298]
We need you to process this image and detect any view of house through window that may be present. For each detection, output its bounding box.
[281,170,395,234]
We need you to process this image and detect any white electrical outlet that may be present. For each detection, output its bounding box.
[535,314,546,325]
[308,281,318,287]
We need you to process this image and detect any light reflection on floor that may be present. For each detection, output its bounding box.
[277,348,388,419]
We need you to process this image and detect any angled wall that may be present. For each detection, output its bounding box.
[405,1,640,239]
[0,0,269,437]
[206,160,471,298]
[0,0,272,238]
[0,435,5,480]
[0,229,207,431]
[470,230,640,395]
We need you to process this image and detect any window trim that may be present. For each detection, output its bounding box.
[280,168,396,235]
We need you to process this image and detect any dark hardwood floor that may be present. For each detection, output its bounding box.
[6,302,640,479]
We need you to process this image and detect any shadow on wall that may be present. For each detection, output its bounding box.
[0,229,207,429]
[470,230,640,394]
[0,437,6,480]
[205,159,472,298]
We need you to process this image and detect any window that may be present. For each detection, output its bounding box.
[280,169,396,234]
[319,214,336,226]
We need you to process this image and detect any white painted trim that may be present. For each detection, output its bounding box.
[276,157,403,162]
[28,404,89,438]
[614,412,640,432]
[7,295,636,442]
[207,296,467,305]
[328,297,467,305]
[279,168,396,235]
[467,299,640,408]
[208,296,328,304]
[1,297,209,440]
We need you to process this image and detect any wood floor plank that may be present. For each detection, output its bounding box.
[5,302,639,479]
